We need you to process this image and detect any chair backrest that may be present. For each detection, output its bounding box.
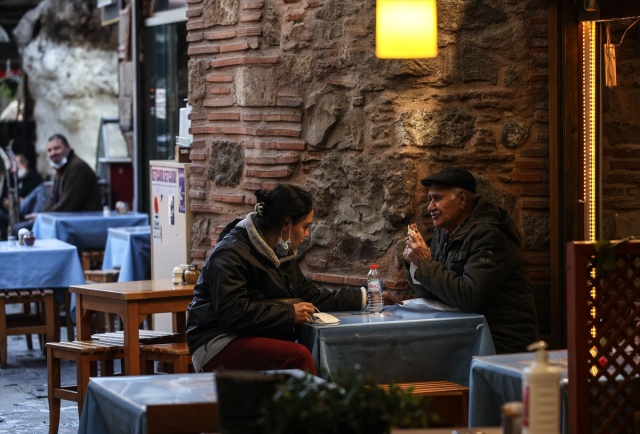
[566,239,640,434]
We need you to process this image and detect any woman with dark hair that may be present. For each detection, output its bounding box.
[186,184,366,375]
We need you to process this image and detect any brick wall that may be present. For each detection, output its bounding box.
[184,0,553,334]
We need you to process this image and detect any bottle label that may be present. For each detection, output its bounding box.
[367,280,382,291]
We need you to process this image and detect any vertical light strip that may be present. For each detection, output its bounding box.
[581,21,597,242]
[581,23,599,360]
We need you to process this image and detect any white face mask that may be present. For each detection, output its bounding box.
[17,168,27,178]
[49,156,68,170]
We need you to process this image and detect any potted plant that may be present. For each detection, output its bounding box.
[255,369,436,434]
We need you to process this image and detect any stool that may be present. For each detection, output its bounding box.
[0,289,55,368]
[80,250,104,271]
[140,342,192,374]
[46,340,124,434]
[379,380,469,427]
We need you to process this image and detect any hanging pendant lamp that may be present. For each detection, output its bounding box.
[376,0,438,59]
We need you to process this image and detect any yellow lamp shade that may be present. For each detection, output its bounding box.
[376,0,438,59]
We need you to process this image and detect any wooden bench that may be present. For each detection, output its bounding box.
[140,342,192,374]
[379,380,469,427]
[92,329,182,345]
[0,289,55,368]
[46,340,124,434]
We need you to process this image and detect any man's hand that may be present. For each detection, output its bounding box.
[293,302,315,324]
[382,290,404,305]
[404,227,431,265]
[24,213,38,222]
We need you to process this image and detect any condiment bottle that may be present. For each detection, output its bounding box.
[522,341,560,434]
[184,264,200,284]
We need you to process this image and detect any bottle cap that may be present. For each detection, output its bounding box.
[527,340,549,363]
[369,264,379,269]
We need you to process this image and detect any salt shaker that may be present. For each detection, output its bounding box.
[172,266,184,285]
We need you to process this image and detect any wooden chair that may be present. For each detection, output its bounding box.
[139,342,192,374]
[379,380,469,427]
[46,340,124,434]
[0,288,55,368]
[80,250,104,271]
[566,240,640,434]
[83,269,121,332]
[53,290,74,342]
[46,329,182,430]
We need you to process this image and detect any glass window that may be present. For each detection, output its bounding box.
[138,21,188,212]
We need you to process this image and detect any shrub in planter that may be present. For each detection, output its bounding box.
[256,369,436,434]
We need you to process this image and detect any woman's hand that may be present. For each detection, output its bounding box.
[403,227,431,265]
[293,302,315,324]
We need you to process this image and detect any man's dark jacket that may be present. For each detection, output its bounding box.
[44,150,101,212]
[406,198,538,354]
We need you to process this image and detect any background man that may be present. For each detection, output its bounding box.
[12,133,102,235]
[403,167,538,354]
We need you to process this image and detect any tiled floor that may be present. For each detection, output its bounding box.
[0,306,79,434]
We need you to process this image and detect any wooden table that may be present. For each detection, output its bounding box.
[70,279,194,375]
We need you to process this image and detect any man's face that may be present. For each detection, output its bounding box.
[47,138,70,166]
[427,185,465,233]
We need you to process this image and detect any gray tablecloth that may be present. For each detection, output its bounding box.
[300,304,496,386]
[468,349,568,430]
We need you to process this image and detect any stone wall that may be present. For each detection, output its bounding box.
[185,0,552,333]
[14,0,118,176]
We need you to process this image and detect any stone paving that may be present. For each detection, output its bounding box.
[0,305,79,434]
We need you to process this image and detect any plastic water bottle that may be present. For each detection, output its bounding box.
[367,264,384,314]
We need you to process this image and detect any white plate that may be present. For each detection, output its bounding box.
[397,298,458,312]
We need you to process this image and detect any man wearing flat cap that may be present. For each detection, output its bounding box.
[403,167,538,354]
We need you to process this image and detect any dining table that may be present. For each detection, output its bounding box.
[70,279,194,375]
[32,211,149,251]
[78,369,309,434]
[300,301,496,386]
[78,373,218,434]
[468,350,569,431]
[0,238,86,345]
[78,369,499,434]
[0,238,85,291]
[101,226,151,282]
